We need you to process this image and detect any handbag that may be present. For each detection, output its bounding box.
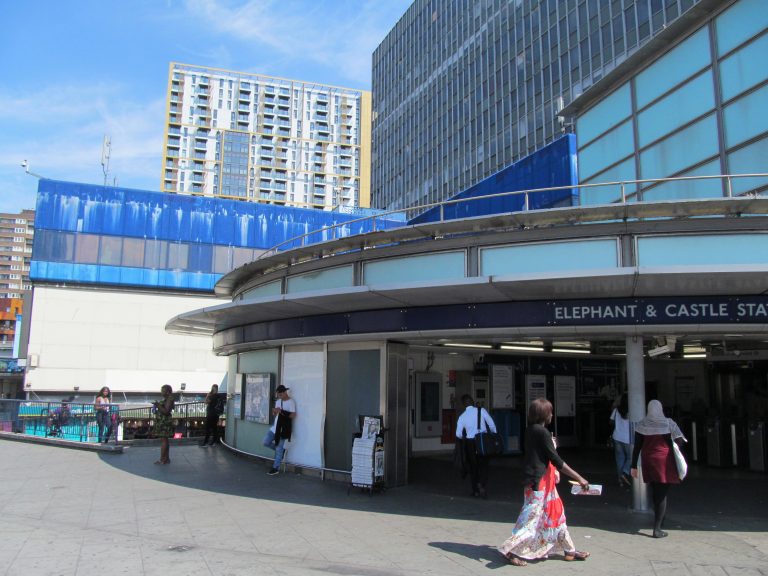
[473,406,503,456]
[672,441,687,480]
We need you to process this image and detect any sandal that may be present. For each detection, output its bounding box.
[503,552,528,566]
[564,550,590,561]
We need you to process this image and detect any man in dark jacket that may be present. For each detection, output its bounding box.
[262,385,296,475]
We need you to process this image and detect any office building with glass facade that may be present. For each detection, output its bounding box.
[162,63,371,211]
[371,0,704,211]
[563,0,768,202]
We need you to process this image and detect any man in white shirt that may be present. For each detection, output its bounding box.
[455,394,497,498]
[263,385,296,475]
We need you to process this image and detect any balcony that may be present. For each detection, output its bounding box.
[166,137,181,148]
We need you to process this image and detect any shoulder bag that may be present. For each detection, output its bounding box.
[473,407,503,456]
[671,440,687,480]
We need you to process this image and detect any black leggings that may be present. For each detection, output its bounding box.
[650,482,670,531]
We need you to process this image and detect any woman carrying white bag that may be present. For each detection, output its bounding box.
[630,399,687,539]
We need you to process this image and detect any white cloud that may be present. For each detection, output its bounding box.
[180,0,411,86]
[0,83,166,210]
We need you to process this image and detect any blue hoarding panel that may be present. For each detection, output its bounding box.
[32,180,404,292]
[410,135,578,224]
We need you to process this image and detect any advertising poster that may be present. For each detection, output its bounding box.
[525,374,547,407]
[244,373,272,424]
[491,364,515,409]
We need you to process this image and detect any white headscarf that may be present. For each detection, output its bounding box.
[634,399,686,441]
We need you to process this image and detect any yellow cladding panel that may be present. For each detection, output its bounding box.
[161,63,175,192]
[358,91,372,208]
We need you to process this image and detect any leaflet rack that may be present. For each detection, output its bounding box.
[350,415,385,494]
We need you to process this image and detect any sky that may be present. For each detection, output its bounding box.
[0,0,413,213]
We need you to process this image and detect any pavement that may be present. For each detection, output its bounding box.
[0,438,766,576]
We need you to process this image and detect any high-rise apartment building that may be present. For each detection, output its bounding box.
[372,0,702,211]
[0,210,33,300]
[162,63,371,210]
[0,209,33,362]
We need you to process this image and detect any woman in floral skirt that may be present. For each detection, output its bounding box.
[499,398,591,566]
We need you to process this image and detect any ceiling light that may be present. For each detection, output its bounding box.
[683,353,707,359]
[443,343,493,349]
[500,345,545,352]
[551,347,591,354]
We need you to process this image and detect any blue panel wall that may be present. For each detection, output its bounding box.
[32,180,403,292]
[409,135,578,224]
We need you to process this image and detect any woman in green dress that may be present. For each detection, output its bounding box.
[153,384,175,464]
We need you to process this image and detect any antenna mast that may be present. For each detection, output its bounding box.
[101,135,111,186]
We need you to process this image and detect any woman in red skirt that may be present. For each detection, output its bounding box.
[630,399,687,538]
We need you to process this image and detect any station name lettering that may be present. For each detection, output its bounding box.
[555,305,638,320]
[553,300,768,322]
[664,303,728,317]
[737,302,768,317]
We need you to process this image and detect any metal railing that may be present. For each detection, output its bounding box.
[255,173,768,260]
[0,399,221,444]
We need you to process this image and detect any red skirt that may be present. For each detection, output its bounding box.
[640,435,680,484]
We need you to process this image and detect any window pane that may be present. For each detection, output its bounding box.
[635,27,711,109]
[187,244,213,273]
[213,245,231,274]
[74,234,99,264]
[638,234,768,266]
[576,83,631,145]
[578,119,634,181]
[99,236,123,266]
[144,239,168,269]
[719,33,768,102]
[122,238,144,267]
[641,159,723,201]
[723,83,768,148]
[580,157,637,205]
[232,247,255,268]
[727,136,768,195]
[363,252,466,285]
[638,71,714,148]
[242,280,282,301]
[286,265,353,294]
[640,114,718,178]
[481,239,619,275]
[715,0,768,56]
[167,243,189,270]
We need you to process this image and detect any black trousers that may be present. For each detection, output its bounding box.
[463,440,489,493]
[203,414,220,444]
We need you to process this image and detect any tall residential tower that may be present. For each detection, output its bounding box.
[162,63,371,210]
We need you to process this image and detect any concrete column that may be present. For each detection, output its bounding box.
[626,335,649,512]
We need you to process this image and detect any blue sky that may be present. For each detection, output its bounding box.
[0,0,412,213]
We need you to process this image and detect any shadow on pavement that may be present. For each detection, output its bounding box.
[95,443,767,532]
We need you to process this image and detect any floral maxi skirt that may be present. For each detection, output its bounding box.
[499,464,575,560]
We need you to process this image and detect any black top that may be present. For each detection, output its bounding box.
[206,393,226,416]
[523,424,565,488]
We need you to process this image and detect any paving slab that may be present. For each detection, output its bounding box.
[0,439,765,576]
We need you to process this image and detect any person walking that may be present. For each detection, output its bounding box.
[610,394,632,487]
[153,384,175,465]
[263,385,296,475]
[95,387,111,443]
[455,394,497,498]
[201,384,225,447]
[499,398,591,566]
[630,399,687,539]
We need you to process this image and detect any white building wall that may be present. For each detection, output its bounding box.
[25,286,227,396]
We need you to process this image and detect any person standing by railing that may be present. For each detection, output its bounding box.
[201,384,226,447]
[95,387,112,443]
[153,384,175,465]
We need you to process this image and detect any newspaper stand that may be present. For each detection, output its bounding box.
[349,415,385,495]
